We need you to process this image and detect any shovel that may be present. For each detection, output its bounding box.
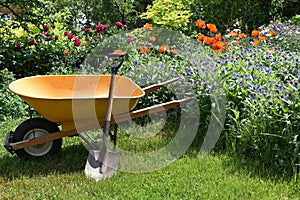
[85,51,125,181]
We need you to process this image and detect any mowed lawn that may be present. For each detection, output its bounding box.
[0,119,299,199]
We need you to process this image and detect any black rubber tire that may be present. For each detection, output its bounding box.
[13,118,62,160]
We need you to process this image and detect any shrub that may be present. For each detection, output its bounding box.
[140,0,193,31]
[0,69,27,121]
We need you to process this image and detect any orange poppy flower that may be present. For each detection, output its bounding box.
[140,48,151,54]
[236,40,242,45]
[196,19,206,29]
[144,23,153,31]
[253,40,260,46]
[211,41,223,51]
[229,31,238,37]
[149,36,156,41]
[251,30,260,37]
[238,33,247,38]
[197,34,205,42]
[215,33,222,41]
[207,23,217,33]
[204,37,214,45]
[171,49,178,55]
[259,36,267,41]
[269,30,276,36]
[224,42,229,50]
[64,49,69,55]
[159,45,170,54]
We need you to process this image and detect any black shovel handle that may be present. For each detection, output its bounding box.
[108,53,125,75]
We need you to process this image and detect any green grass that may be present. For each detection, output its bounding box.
[0,119,299,199]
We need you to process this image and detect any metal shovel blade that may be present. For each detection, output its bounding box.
[85,149,120,181]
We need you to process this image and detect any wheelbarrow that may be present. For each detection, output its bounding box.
[3,53,193,179]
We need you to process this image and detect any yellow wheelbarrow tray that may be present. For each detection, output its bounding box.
[4,74,192,157]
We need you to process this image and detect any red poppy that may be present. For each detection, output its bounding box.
[197,34,205,42]
[171,49,178,55]
[196,19,206,29]
[159,45,170,54]
[145,23,153,31]
[207,23,217,33]
[259,36,267,41]
[204,37,214,45]
[140,48,151,54]
[229,31,238,37]
[269,30,276,36]
[251,30,260,37]
[253,40,260,46]
[211,41,223,51]
[64,49,69,55]
[238,33,247,38]
[215,33,222,41]
[236,40,242,45]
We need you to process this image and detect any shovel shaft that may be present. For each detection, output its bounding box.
[103,73,116,148]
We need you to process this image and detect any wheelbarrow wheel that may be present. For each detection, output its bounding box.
[13,118,62,160]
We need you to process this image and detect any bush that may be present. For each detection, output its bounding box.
[140,0,193,31]
[0,69,27,121]
[0,16,125,78]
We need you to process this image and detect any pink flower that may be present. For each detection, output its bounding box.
[127,37,134,43]
[95,24,108,32]
[84,28,92,33]
[28,40,35,46]
[43,24,50,31]
[54,35,59,40]
[64,31,68,36]
[116,21,123,28]
[123,24,127,29]
[74,38,82,47]
[67,33,74,39]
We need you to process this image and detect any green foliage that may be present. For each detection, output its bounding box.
[290,14,300,25]
[190,0,271,34]
[211,21,300,173]
[0,69,27,120]
[140,0,193,30]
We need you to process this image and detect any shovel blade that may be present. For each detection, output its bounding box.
[85,149,120,181]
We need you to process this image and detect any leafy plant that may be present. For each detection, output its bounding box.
[140,0,193,30]
[0,69,27,120]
